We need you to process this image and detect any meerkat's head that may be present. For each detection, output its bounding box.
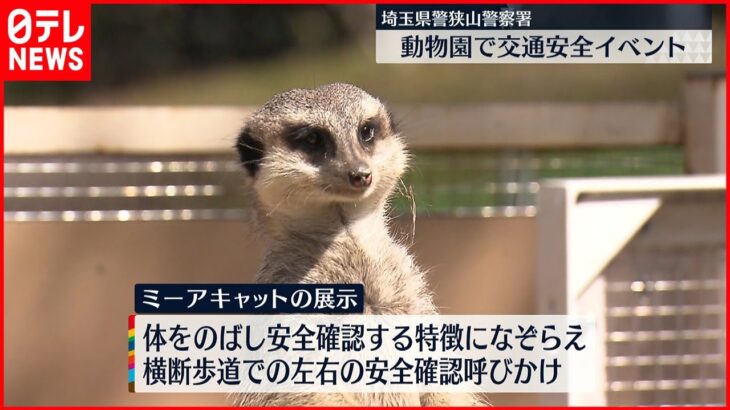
[236,83,407,220]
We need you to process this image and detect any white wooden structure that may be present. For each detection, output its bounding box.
[537,175,726,406]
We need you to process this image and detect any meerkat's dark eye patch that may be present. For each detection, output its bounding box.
[236,131,264,177]
[385,108,400,134]
[284,125,335,163]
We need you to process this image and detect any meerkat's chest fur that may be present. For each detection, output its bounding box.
[256,217,435,316]
[251,217,435,406]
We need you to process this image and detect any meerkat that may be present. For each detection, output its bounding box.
[234,83,483,407]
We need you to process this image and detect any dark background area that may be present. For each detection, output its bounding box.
[5,5,725,105]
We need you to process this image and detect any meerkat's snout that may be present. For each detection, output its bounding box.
[348,166,372,188]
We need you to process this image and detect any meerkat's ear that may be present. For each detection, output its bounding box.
[235,129,264,177]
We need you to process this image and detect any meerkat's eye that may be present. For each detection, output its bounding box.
[294,129,325,150]
[359,121,377,147]
[285,126,333,162]
[302,131,322,147]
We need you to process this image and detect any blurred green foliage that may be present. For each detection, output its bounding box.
[7,5,352,104]
[90,6,349,86]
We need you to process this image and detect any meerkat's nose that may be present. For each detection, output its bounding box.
[348,168,372,188]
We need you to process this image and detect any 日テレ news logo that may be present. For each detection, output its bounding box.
[1,0,90,81]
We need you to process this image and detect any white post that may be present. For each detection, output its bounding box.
[683,74,726,174]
